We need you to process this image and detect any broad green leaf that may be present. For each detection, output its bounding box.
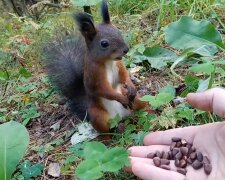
[159,84,176,97]
[193,45,217,56]
[165,16,225,50]
[0,121,29,180]
[143,47,177,69]
[140,95,155,102]
[197,77,210,92]
[127,43,145,56]
[180,75,199,96]
[84,142,107,159]
[19,160,43,180]
[20,106,40,126]
[141,92,174,109]
[76,159,102,180]
[157,93,174,104]
[190,63,215,74]
[137,44,146,54]
[19,68,31,78]
[71,0,101,6]
[0,71,8,81]
[101,147,129,172]
[169,44,217,78]
[70,143,85,158]
[176,106,194,121]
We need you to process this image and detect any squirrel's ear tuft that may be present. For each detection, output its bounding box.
[74,13,96,41]
[101,0,110,24]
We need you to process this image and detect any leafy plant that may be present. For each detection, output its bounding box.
[71,0,101,6]
[19,104,41,126]
[0,121,29,180]
[110,114,122,129]
[127,45,177,69]
[164,16,225,78]
[75,142,129,180]
[19,160,44,180]
[141,85,176,109]
[165,16,225,50]
[130,131,148,145]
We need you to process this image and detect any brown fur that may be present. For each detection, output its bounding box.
[75,1,154,133]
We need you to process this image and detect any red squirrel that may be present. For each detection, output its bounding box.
[42,0,153,134]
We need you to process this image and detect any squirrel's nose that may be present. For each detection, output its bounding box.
[123,46,129,54]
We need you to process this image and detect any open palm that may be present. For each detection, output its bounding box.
[129,88,225,180]
[129,122,225,180]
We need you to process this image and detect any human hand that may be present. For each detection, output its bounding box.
[129,122,225,180]
[187,87,225,118]
[128,87,225,180]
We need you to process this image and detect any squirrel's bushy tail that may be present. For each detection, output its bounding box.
[41,32,88,119]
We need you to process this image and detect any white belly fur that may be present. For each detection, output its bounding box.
[102,61,131,119]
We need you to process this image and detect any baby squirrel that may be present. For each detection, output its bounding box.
[42,0,153,133]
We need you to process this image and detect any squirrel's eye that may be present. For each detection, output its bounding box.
[100,40,109,49]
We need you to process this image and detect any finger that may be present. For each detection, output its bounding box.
[187,90,214,112]
[129,145,169,157]
[144,126,199,145]
[187,88,225,118]
[131,162,184,180]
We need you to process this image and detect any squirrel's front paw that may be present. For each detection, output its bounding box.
[122,102,133,109]
[119,96,133,109]
[124,84,137,102]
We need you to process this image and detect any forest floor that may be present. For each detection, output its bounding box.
[0,1,225,179]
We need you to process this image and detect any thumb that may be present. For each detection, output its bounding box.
[187,88,225,118]
[186,90,213,112]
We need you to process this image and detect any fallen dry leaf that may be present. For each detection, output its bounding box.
[48,163,60,177]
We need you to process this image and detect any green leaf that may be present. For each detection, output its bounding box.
[100,147,129,172]
[193,45,218,56]
[157,93,174,104]
[0,71,8,81]
[70,143,85,158]
[180,75,199,96]
[153,107,178,129]
[0,121,29,180]
[159,84,176,97]
[110,114,122,129]
[64,155,77,165]
[130,131,148,145]
[137,44,146,54]
[75,159,102,180]
[0,50,11,65]
[165,16,225,50]
[197,77,210,92]
[169,44,217,78]
[20,106,40,126]
[190,63,215,74]
[143,47,177,69]
[84,142,107,160]
[19,160,43,180]
[176,105,194,121]
[19,68,31,78]
[71,0,101,6]
[141,92,174,109]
